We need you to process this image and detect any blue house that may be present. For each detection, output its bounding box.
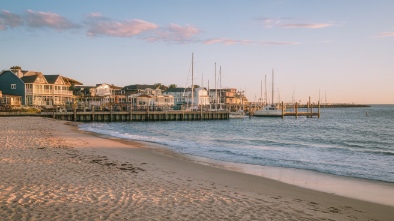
[0,68,82,106]
[0,70,26,104]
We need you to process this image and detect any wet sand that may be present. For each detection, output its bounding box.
[1,117,393,220]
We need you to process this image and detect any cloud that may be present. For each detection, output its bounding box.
[255,17,291,28]
[203,38,252,45]
[24,10,80,30]
[377,32,394,37]
[259,41,300,45]
[255,17,333,29]
[203,38,299,46]
[147,23,200,43]
[0,10,23,30]
[279,23,333,29]
[85,14,158,37]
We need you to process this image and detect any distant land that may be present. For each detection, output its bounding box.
[295,104,370,108]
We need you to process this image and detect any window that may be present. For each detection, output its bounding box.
[11,84,16,89]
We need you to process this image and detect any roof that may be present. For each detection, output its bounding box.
[20,75,38,83]
[63,76,83,85]
[0,93,21,98]
[123,84,156,91]
[164,88,187,93]
[44,75,60,84]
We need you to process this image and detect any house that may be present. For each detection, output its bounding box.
[75,83,124,109]
[164,87,210,109]
[128,88,174,110]
[209,88,248,105]
[163,87,186,106]
[122,84,157,97]
[0,91,22,107]
[0,68,82,106]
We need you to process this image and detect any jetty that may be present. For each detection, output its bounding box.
[38,109,229,122]
[282,101,320,118]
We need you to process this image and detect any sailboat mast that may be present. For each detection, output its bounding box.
[265,75,267,106]
[272,69,274,105]
[215,63,217,111]
[219,66,222,107]
[260,80,263,107]
[191,53,194,108]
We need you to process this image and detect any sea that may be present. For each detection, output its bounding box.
[79,105,394,184]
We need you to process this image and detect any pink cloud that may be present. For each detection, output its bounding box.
[0,10,23,30]
[279,23,332,29]
[203,38,252,45]
[255,17,333,29]
[148,24,200,43]
[377,32,394,37]
[203,38,298,46]
[86,15,158,37]
[25,10,80,30]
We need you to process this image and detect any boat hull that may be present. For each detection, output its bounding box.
[253,108,283,117]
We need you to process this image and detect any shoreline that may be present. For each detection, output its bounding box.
[1,117,393,220]
[78,124,394,207]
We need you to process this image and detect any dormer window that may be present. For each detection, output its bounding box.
[11,84,16,89]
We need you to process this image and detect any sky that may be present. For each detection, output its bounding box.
[1,0,393,104]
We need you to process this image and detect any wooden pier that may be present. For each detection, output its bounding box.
[280,97,320,118]
[40,110,229,122]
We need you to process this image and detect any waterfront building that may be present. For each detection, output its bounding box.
[0,91,22,107]
[75,83,123,109]
[128,87,174,110]
[209,88,248,110]
[0,68,82,106]
[164,87,210,109]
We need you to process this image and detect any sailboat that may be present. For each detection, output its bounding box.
[254,70,283,117]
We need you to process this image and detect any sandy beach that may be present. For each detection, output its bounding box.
[1,117,393,220]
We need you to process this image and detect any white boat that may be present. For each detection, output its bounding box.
[229,109,247,119]
[254,70,283,117]
[254,104,282,117]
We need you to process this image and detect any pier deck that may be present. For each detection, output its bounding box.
[39,110,229,122]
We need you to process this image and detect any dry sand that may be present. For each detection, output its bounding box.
[1,117,393,220]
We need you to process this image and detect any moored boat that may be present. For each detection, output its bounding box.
[229,109,247,119]
[254,69,283,117]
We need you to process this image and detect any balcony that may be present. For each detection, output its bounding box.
[54,90,73,96]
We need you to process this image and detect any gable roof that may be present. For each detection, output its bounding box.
[45,75,83,85]
[20,75,38,83]
[44,75,61,84]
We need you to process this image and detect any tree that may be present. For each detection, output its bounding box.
[154,83,168,91]
[168,84,177,88]
[154,83,162,89]
[69,84,82,96]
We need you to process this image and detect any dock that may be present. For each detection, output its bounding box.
[281,97,320,118]
[39,110,230,122]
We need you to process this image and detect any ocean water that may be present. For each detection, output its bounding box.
[79,105,394,183]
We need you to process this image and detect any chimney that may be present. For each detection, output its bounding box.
[10,66,24,78]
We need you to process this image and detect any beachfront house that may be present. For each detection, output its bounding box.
[0,68,82,107]
[209,88,248,110]
[164,87,210,110]
[0,91,22,107]
[127,87,174,110]
[75,83,123,109]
